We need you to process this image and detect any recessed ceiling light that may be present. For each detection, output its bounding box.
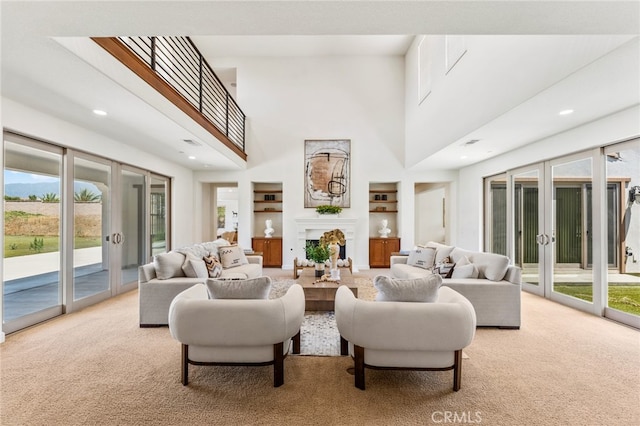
[558,109,574,116]
[188,155,196,160]
[460,155,468,160]
[92,109,107,116]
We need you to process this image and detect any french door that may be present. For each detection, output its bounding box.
[510,164,544,296]
[3,136,64,329]
[603,139,640,328]
[488,144,640,327]
[507,151,599,314]
[67,153,145,313]
[3,132,170,333]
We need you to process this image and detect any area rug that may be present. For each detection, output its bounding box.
[270,278,375,355]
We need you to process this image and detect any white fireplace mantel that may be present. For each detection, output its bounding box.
[295,217,357,264]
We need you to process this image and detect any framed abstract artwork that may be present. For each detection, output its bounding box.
[304,139,351,208]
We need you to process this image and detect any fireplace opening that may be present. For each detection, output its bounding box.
[306,239,346,259]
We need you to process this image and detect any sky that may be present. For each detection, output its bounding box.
[4,170,59,185]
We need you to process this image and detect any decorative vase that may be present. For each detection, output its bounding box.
[314,262,325,277]
[328,242,339,270]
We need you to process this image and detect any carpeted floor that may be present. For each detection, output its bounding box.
[1,275,639,425]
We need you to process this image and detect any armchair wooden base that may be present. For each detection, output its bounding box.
[181,331,301,387]
[340,338,463,391]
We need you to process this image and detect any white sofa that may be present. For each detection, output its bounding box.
[335,285,476,391]
[390,242,521,328]
[169,283,305,387]
[138,240,263,327]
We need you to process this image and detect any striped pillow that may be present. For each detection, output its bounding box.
[203,254,223,278]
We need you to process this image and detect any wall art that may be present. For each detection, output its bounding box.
[304,139,350,208]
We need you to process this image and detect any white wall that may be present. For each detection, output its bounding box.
[196,55,414,269]
[403,35,635,169]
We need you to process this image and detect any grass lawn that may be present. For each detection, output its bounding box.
[554,284,640,316]
[4,235,102,258]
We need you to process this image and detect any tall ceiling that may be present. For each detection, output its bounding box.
[1,1,639,171]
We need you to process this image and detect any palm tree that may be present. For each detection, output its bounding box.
[41,193,59,203]
[74,188,101,202]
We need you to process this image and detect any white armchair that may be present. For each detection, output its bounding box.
[335,285,476,391]
[168,283,305,387]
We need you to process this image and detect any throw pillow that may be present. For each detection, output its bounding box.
[182,254,209,278]
[374,274,442,303]
[456,255,471,267]
[451,263,479,279]
[406,247,436,270]
[425,242,455,264]
[206,276,272,299]
[153,251,186,280]
[218,245,249,269]
[434,262,454,277]
[436,256,460,278]
[203,255,223,278]
[445,265,455,279]
[201,239,231,260]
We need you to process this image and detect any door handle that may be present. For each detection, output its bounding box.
[110,233,124,244]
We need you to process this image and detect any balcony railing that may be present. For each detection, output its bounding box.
[93,36,245,157]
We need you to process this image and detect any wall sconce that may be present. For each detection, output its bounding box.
[629,185,640,205]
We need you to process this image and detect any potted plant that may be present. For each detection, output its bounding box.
[305,241,331,277]
[315,205,342,217]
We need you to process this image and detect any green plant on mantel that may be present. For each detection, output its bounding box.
[315,205,342,215]
[305,241,331,263]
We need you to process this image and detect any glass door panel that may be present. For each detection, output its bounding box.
[150,175,169,258]
[511,166,544,296]
[550,157,594,305]
[604,140,640,325]
[119,168,146,290]
[3,137,63,332]
[72,156,111,301]
[484,174,507,256]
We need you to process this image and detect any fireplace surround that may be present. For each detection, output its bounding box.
[295,217,357,266]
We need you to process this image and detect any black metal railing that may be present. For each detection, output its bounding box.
[119,36,245,152]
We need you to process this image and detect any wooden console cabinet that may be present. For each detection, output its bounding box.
[252,237,282,267]
[369,237,400,268]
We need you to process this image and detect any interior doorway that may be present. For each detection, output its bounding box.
[414,183,450,245]
[202,183,238,242]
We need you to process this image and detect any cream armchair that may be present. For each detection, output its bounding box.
[335,285,476,391]
[168,283,305,387]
